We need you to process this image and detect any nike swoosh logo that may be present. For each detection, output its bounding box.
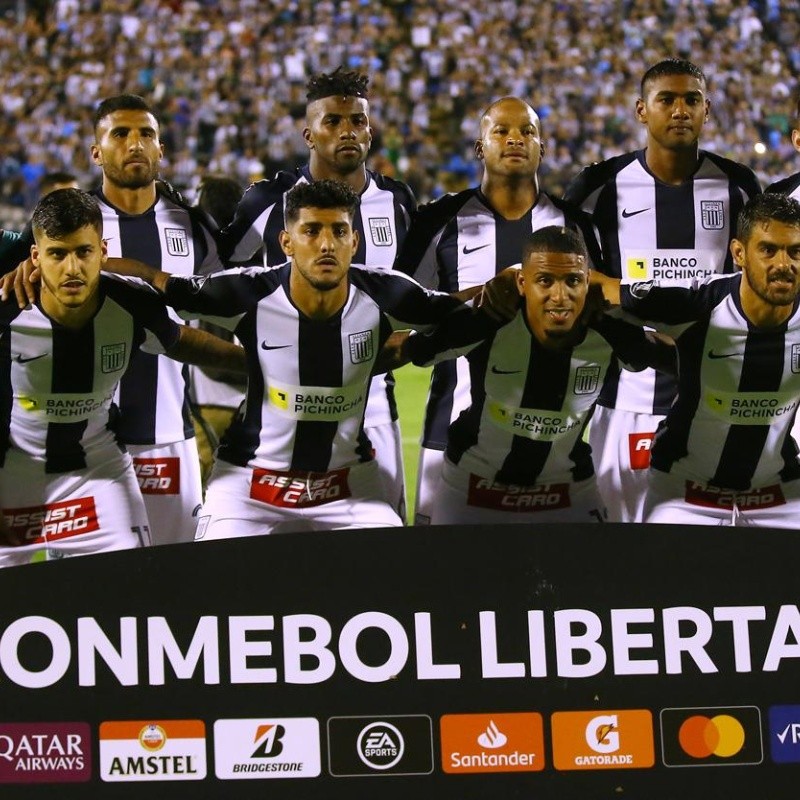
[13,353,48,364]
[621,207,649,218]
[261,342,292,351]
[707,350,741,359]
[777,723,792,744]
[463,244,490,255]
[491,366,521,375]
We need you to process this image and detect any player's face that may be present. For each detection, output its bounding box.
[518,251,589,345]
[280,207,359,291]
[476,99,543,179]
[304,96,372,175]
[91,109,163,189]
[636,74,709,151]
[31,224,106,311]
[732,220,800,307]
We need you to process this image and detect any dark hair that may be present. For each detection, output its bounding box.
[640,58,706,96]
[93,94,156,132]
[197,175,244,228]
[306,67,369,103]
[522,225,588,263]
[284,180,360,224]
[31,188,103,240]
[737,193,800,242]
[39,172,78,195]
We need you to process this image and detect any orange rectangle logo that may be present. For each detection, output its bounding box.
[99,720,205,741]
[440,712,545,773]
[551,709,654,770]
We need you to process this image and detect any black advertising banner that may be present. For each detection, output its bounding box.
[0,524,799,798]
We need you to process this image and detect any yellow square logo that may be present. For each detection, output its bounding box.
[268,386,288,409]
[626,257,648,280]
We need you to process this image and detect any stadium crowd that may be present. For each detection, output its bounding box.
[0,0,798,219]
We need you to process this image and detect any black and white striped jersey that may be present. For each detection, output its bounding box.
[92,188,223,445]
[410,308,656,485]
[620,274,800,489]
[0,276,180,473]
[394,187,602,449]
[565,149,761,415]
[766,172,800,202]
[162,263,462,472]
[216,165,416,429]
[216,165,416,268]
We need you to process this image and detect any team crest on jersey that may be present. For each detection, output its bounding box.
[349,330,374,364]
[792,344,800,374]
[369,217,393,247]
[573,365,601,395]
[700,200,724,230]
[101,343,127,373]
[164,227,190,256]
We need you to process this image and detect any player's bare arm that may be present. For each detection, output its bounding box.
[166,325,247,376]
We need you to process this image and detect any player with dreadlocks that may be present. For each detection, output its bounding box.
[215,67,418,519]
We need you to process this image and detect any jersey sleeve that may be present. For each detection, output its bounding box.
[162,266,280,331]
[406,305,502,366]
[107,280,182,355]
[595,315,674,373]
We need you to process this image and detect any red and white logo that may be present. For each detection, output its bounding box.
[628,433,655,470]
[3,498,99,544]
[134,457,180,495]
[250,468,351,508]
[467,475,571,512]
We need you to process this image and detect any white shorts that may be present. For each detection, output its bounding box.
[0,447,149,567]
[430,458,607,526]
[195,460,403,540]
[413,446,445,526]
[589,405,662,523]
[366,419,406,521]
[129,438,203,545]
[644,469,800,528]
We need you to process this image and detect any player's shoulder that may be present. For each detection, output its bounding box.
[765,172,800,196]
[411,187,478,225]
[565,152,640,198]
[700,151,761,192]
[239,169,302,205]
[367,170,416,205]
[542,192,595,223]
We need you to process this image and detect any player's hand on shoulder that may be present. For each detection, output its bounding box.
[478,265,521,322]
[0,258,40,309]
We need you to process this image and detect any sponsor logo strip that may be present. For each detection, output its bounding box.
[134,457,181,495]
[551,710,654,771]
[628,432,655,471]
[3,497,100,544]
[684,482,786,511]
[768,705,800,763]
[441,712,545,774]
[99,720,206,781]
[214,718,320,779]
[467,475,571,512]
[250,467,351,508]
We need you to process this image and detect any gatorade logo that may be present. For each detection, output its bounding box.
[660,707,763,767]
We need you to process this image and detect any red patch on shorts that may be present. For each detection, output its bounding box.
[250,467,351,507]
[3,497,100,544]
[467,474,571,512]
[684,481,786,510]
[628,432,656,470]
[133,457,180,495]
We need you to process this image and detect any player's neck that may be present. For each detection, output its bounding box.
[308,159,368,194]
[740,280,794,329]
[644,143,700,186]
[480,176,538,220]
[102,178,158,215]
[41,290,99,329]
[289,269,348,320]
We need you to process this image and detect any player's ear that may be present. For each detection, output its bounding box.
[516,266,526,296]
[90,143,102,166]
[279,230,293,257]
[100,238,108,264]
[351,229,359,257]
[703,98,710,123]
[730,238,745,270]
[30,244,40,267]
[634,98,647,124]
[302,127,314,151]
[474,139,484,160]
[792,128,800,154]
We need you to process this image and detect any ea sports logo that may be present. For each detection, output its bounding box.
[356,722,404,770]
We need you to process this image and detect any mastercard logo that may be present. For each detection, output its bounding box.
[678,715,744,758]
[660,707,763,768]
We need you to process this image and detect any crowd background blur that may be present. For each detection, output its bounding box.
[0,0,797,228]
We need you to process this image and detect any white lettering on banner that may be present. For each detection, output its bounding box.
[267,381,366,422]
[621,248,721,285]
[1,605,799,688]
[704,390,799,425]
[486,399,582,442]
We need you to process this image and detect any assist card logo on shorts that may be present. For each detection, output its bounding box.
[99,720,206,781]
[551,710,654,770]
[768,705,800,763]
[327,715,433,776]
[440,712,545,774]
[628,432,655,470]
[0,723,91,783]
[660,706,763,767]
[214,718,320,780]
